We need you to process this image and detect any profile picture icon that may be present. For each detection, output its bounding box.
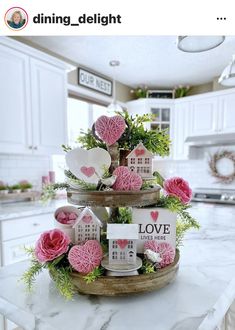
[5,7,28,30]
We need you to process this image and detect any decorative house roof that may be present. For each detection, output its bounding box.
[126,142,153,159]
[73,207,102,228]
[107,224,139,239]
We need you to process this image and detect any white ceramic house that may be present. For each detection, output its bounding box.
[107,224,139,265]
[73,207,102,243]
[126,142,153,178]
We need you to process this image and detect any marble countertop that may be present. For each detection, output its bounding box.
[0,203,235,330]
[0,199,68,221]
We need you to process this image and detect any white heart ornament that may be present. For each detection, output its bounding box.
[65,147,111,184]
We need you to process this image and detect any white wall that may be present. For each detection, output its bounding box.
[0,154,52,190]
[154,145,235,190]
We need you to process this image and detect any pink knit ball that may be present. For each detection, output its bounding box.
[144,241,175,268]
[95,115,126,146]
[68,240,103,274]
[112,166,142,191]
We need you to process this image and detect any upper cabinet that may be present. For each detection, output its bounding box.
[219,93,235,133]
[0,44,32,154]
[0,37,69,155]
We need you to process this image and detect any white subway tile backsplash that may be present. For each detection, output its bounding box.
[0,154,51,190]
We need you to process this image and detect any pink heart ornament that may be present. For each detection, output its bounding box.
[150,211,159,222]
[117,239,128,249]
[82,215,92,224]
[80,166,95,177]
[95,115,126,146]
[112,166,142,191]
[68,240,103,274]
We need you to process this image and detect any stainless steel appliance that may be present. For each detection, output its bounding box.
[192,188,235,204]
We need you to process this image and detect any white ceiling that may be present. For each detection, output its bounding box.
[21,36,235,88]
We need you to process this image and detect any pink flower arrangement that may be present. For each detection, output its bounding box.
[35,229,71,263]
[163,177,192,204]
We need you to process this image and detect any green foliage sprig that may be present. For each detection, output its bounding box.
[115,207,132,224]
[64,170,97,191]
[140,259,156,274]
[21,247,75,300]
[84,267,104,284]
[40,182,69,202]
[76,111,170,156]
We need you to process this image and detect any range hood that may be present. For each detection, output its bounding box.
[185,133,235,146]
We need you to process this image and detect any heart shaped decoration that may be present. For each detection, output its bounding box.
[65,147,111,184]
[150,211,159,222]
[117,239,128,249]
[112,166,142,191]
[135,149,145,157]
[68,240,103,274]
[80,166,95,177]
[82,215,92,224]
[95,115,126,146]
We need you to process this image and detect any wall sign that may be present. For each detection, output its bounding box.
[78,68,112,96]
[132,207,176,253]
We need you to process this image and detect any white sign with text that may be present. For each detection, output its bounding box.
[132,207,177,253]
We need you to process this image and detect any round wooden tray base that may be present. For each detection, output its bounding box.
[70,250,179,296]
[67,186,161,207]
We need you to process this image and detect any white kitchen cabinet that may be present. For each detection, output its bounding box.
[30,58,67,155]
[219,93,235,133]
[189,96,219,136]
[0,45,31,154]
[0,37,69,155]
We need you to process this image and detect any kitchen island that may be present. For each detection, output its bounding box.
[0,203,235,330]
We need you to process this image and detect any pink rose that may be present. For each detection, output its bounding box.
[35,229,71,263]
[163,177,192,204]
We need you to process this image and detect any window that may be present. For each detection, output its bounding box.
[112,241,118,249]
[120,251,126,260]
[128,241,133,249]
[145,158,150,164]
[112,251,118,260]
[138,158,142,164]
[130,158,135,164]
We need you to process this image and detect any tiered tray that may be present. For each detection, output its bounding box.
[66,186,179,296]
[67,186,161,207]
[71,250,179,296]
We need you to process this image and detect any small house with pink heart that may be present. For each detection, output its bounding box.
[107,223,139,265]
[126,142,153,178]
[73,207,102,244]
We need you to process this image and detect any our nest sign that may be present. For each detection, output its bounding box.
[78,68,112,96]
[132,207,177,253]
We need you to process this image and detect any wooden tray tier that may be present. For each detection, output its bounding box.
[67,187,161,207]
[70,250,179,296]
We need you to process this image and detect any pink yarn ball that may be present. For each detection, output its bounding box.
[95,115,126,146]
[112,166,142,191]
[56,211,78,225]
[68,240,103,274]
[144,241,175,268]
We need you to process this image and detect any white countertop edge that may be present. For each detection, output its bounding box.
[198,276,235,330]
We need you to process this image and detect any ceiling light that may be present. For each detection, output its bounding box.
[177,36,225,53]
[107,60,123,112]
[219,55,235,86]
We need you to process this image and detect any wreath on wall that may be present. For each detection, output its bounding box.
[208,150,235,184]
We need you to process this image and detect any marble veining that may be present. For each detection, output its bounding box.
[0,203,235,329]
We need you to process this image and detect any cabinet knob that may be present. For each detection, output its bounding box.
[33,146,38,150]
[28,145,33,150]
[33,223,40,227]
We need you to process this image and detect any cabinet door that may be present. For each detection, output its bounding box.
[30,58,67,155]
[219,94,235,133]
[189,97,218,136]
[0,45,32,154]
[172,102,190,160]
[2,234,39,266]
